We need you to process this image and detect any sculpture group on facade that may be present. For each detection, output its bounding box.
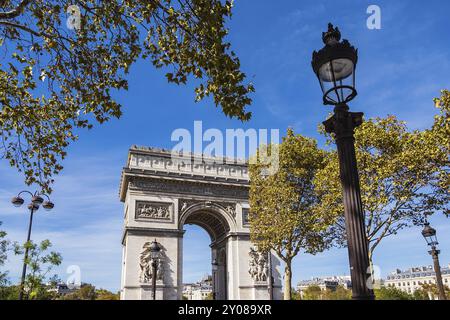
[139,242,164,283]
[136,201,171,220]
[248,248,269,282]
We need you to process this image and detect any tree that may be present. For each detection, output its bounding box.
[291,289,302,300]
[301,285,323,300]
[0,285,20,300]
[314,114,449,273]
[94,288,120,300]
[418,283,450,300]
[63,283,97,300]
[374,287,412,300]
[298,285,351,300]
[249,129,336,300]
[430,89,450,212]
[203,292,213,300]
[13,239,62,300]
[323,285,352,300]
[62,284,120,300]
[0,222,9,287]
[0,0,254,192]
[412,287,431,300]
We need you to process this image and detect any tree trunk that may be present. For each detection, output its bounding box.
[284,261,292,300]
[368,250,374,288]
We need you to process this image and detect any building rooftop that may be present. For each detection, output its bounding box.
[386,264,450,280]
[297,275,351,287]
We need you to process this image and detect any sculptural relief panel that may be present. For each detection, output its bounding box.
[248,248,268,282]
[135,201,173,222]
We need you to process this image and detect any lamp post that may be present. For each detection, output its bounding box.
[421,221,447,300]
[267,251,274,300]
[311,23,374,300]
[212,258,218,300]
[149,239,161,300]
[11,191,54,300]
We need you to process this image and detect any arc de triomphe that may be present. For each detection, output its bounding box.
[119,146,282,300]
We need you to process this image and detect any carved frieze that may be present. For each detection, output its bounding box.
[130,177,248,199]
[135,201,172,221]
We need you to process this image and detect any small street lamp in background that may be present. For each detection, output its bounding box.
[422,221,447,300]
[311,23,374,300]
[11,191,54,300]
[212,258,218,300]
[149,239,162,300]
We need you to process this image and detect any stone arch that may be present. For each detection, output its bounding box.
[179,202,237,242]
[119,146,283,300]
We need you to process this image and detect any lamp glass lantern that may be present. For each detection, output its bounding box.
[422,222,438,247]
[11,196,25,207]
[42,201,55,211]
[212,259,218,272]
[31,195,44,206]
[312,23,358,105]
[150,240,161,260]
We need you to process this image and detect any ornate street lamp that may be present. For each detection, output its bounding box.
[149,239,161,300]
[311,23,374,300]
[11,191,54,300]
[422,221,447,300]
[312,23,358,106]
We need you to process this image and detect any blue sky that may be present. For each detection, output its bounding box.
[1,0,450,292]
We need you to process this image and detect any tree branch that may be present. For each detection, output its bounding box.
[0,0,31,19]
[0,20,42,37]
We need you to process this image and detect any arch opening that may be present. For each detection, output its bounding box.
[184,210,230,243]
[181,208,231,300]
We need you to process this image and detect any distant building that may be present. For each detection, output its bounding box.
[384,263,450,295]
[47,283,78,295]
[297,275,351,298]
[183,275,213,300]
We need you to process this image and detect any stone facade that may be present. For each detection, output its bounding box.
[385,264,450,297]
[119,146,283,300]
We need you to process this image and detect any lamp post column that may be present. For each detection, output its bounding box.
[212,259,218,300]
[430,247,447,300]
[267,251,274,300]
[152,259,157,300]
[323,103,374,300]
[18,206,35,300]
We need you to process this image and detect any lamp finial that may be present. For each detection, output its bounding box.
[322,23,341,45]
